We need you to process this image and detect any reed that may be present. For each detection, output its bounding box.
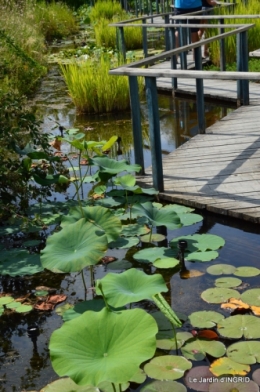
[89,0,125,22]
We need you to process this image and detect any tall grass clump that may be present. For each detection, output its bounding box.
[60,56,142,113]
[89,0,125,22]
[209,0,260,65]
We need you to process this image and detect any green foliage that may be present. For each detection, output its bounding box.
[89,0,125,22]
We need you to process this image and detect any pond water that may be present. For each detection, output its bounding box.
[1,66,260,391]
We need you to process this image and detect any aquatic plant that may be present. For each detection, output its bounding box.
[89,0,126,22]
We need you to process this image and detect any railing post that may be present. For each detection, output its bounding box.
[135,0,138,16]
[179,26,187,69]
[219,18,226,71]
[164,14,170,52]
[237,32,242,106]
[142,19,148,58]
[129,76,145,175]
[194,47,205,134]
[149,0,153,21]
[117,27,126,61]
[241,30,249,105]
[156,0,159,14]
[170,27,178,90]
[145,77,164,192]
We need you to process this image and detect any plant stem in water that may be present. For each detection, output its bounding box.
[81,270,87,300]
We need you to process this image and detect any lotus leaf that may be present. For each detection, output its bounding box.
[188,311,225,328]
[144,355,192,380]
[108,236,139,249]
[95,269,168,307]
[121,224,150,237]
[227,341,260,365]
[184,366,215,392]
[156,332,193,350]
[35,290,49,296]
[151,311,173,338]
[201,288,240,303]
[233,267,260,277]
[140,380,187,392]
[178,213,203,226]
[94,197,125,208]
[217,315,260,339]
[55,304,73,317]
[214,277,242,288]
[129,368,146,384]
[185,251,219,262]
[114,173,136,187]
[240,288,260,306]
[23,239,42,247]
[91,156,141,174]
[170,234,225,252]
[133,247,176,264]
[60,206,121,242]
[40,377,129,392]
[0,296,14,305]
[62,299,105,322]
[41,219,107,273]
[15,304,33,313]
[106,260,132,270]
[131,202,182,230]
[140,234,166,243]
[161,204,194,214]
[6,301,23,309]
[207,264,236,275]
[209,380,258,392]
[0,250,43,276]
[50,308,157,386]
[153,258,180,269]
[210,357,250,377]
[181,339,226,361]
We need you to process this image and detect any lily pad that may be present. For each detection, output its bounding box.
[181,339,226,361]
[209,380,258,392]
[201,288,240,304]
[0,307,4,316]
[170,234,225,252]
[50,307,157,386]
[0,296,14,305]
[108,236,139,249]
[41,218,107,273]
[5,301,23,309]
[233,266,260,277]
[23,239,42,247]
[129,368,146,384]
[227,341,260,365]
[156,332,193,350]
[188,311,225,328]
[214,277,242,288]
[217,315,260,339]
[40,378,129,392]
[0,250,43,276]
[186,251,219,262]
[184,366,215,391]
[15,304,33,313]
[94,197,125,208]
[178,213,203,227]
[153,258,180,269]
[62,299,105,322]
[133,247,176,264]
[140,380,187,392]
[210,357,250,377]
[106,260,132,270]
[121,224,150,237]
[140,234,166,243]
[241,288,260,306]
[206,264,236,275]
[144,355,192,381]
[96,269,168,307]
[132,202,182,230]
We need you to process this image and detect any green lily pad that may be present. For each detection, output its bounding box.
[209,380,258,392]
[23,239,42,247]
[0,307,4,316]
[50,307,157,386]
[5,301,23,309]
[129,368,146,384]
[94,197,125,208]
[170,234,225,252]
[91,156,141,174]
[241,289,260,306]
[161,204,194,214]
[210,357,250,377]
[140,234,166,243]
[233,267,260,277]
[140,380,187,392]
[108,236,139,249]
[153,258,180,269]
[15,304,33,313]
[106,260,132,270]
[144,355,192,381]
[188,311,225,328]
[217,315,260,339]
[121,224,149,237]
[41,218,108,273]
[214,277,242,288]
[60,206,122,242]
[178,213,203,227]
[157,332,193,350]
[0,250,43,276]
[55,304,73,317]
[0,296,14,305]
[62,299,105,322]
[133,247,176,264]
[35,290,49,296]
[40,377,128,392]
[186,251,219,262]
[206,264,236,275]
[201,288,240,303]
[181,339,226,361]
[96,269,168,308]
[227,341,260,364]
[132,202,182,230]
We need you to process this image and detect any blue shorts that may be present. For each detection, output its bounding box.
[174,7,202,33]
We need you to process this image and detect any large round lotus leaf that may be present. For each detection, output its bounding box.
[184,366,215,392]
[217,315,260,339]
[201,288,240,304]
[178,213,203,227]
[188,311,225,328]
[140,380,187,392]
[227,341,260,364]
[209,380,258,392]
[50,307,157,386]
[62,299,105,322]
[210,357,250,377]
[207,264,236,275]
[95,269,168,307]
[133,247,176,264]
[140,234,166,243]
[131,202,182,230]
[144,355,192,381]
[233,267,260,277]
[91,156,141,174]
[181,339,226,361]
[41,219,107,273]
[40,378,129,392]
[0,296,14,305]
[241,289,260,306]
[185,251,219,262]
[121,224,150,237]
[214,277,242,288]
[108,236,139,249]
[253,368,260,385]
[170,234,225,252]
[153,258,180,269]
[157,332,193,350]
[0,250,43,276]
[60,206,122,243]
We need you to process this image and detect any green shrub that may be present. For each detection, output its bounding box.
[89,0,125,22]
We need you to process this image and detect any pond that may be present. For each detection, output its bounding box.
[1,66,260,392]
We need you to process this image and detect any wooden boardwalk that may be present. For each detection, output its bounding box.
[137,67,260,223]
